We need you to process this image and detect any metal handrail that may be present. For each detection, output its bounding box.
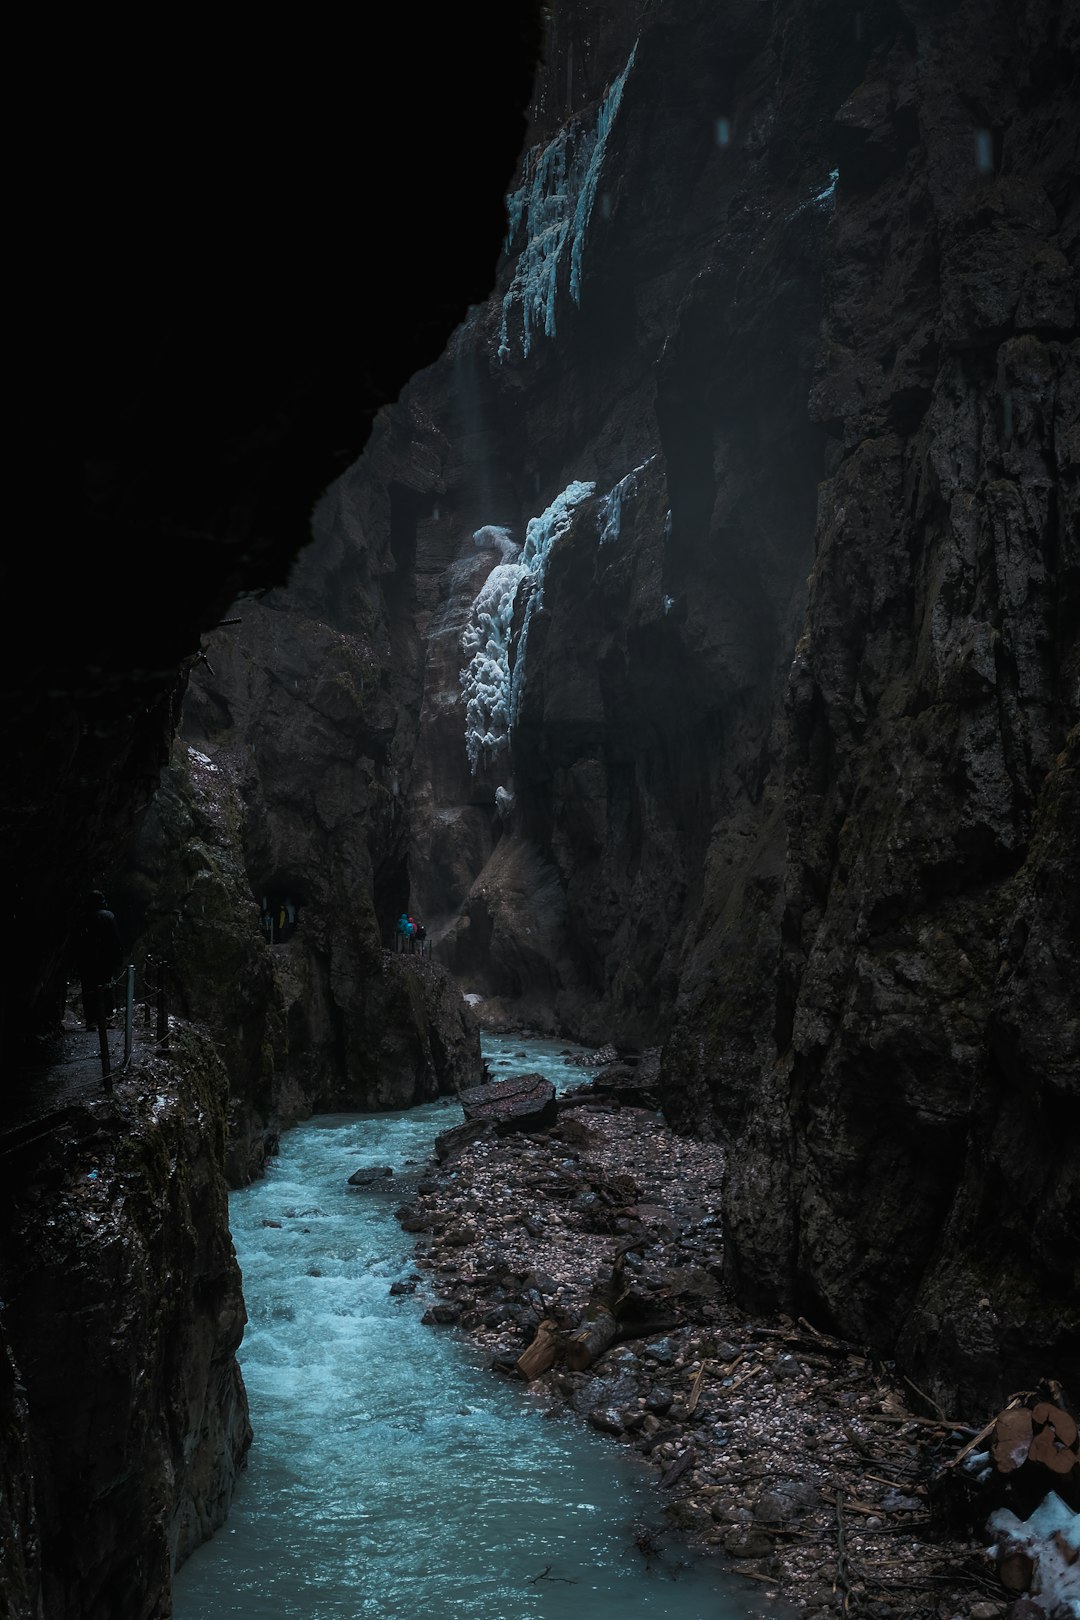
[89,955,171,1088]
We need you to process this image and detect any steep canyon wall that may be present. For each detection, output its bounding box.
[2,11,544,1615]
[340,0,1078,1408]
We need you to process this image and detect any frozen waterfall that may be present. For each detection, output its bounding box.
[459,482,596,776]
[498,46,637,362]
[597,456,655,546]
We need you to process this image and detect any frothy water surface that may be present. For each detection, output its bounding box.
[173,1037,787,1618]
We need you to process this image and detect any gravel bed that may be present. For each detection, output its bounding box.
[392,1084,1026,1619]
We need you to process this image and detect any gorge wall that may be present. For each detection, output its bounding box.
[2,10,544,1616]
[3,2,1073,1612]
[317,0,1079,1411]
[0,1030,251,1620]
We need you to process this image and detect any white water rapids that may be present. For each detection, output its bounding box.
[172,1036,787,1619]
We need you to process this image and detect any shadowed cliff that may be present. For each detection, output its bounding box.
[1,10,545,1617]
[299,0,1078,1412]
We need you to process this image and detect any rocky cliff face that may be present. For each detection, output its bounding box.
[338,0,1077,1407]
[0,1028,251,1620]
[664,0,1079,1412]
[180,500,483,1135]
[3,10,544,1612]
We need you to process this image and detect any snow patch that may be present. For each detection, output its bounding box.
[985,1492,1080,1615]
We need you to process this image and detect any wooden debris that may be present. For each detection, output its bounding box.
[517,1319,559,1382]
[821,1491,886,1517]
[527,1565,578,1585]
[659,1445,696,1489]
[833,1493,855,1616]
[992,1406,1035,1472]
[756,1325,865,1360]
[728,1362,765,1393]
[563,1255,627,1371]
[1028,1424,1080,1475]
[903,1374,947,1421]
[1032,1401,1079,1451]
[685,1360,708,1416]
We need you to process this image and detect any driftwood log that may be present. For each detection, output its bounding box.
[563,1252,631,1371]
[517,1319,559,1382]
[514,1245,684,1381]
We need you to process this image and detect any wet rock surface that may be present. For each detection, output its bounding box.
[117,715,483,1183]
[114,739,288,1186]
[460,1071,558,1132]
[0,1024,251,1620]
[356,0,1079,1413]
[181,555,485,1128]
[402,1076,1078,1618]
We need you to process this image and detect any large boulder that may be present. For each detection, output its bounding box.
[460,1072,557,1134]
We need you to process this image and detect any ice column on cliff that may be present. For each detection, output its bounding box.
[507,480,596,728]
[498,45,636,361]
[597,456,655,546]
[787,168,839,221]
[459,527,526,774]
[460,485,596,774]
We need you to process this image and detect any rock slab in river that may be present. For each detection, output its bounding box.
[459,1072,557,1134]
[348,1165,394,1186]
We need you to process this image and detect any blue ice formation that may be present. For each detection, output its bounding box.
[460,482,596,774]
[498,47,636,362]
[597,456,655,546]
[986,1493,1080,1616]
[788,168,839,222]
[459,529,526,774]
[568,47,636,303]
[813,168,839,207]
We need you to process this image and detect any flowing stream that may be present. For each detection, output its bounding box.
[173,1035,788,1619]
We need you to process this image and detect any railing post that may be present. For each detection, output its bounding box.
[95,987,112,1090]
[156,961,168,1046]
[124,963,134,1065]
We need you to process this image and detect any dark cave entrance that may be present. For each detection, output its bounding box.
[260,887,304,944]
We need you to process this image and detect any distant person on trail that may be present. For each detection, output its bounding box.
[395,913,411,953]
[77,891,124,1029]
[406,915,417,953]
[414,920,427,957]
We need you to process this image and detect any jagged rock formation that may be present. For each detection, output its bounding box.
[2,10,544,1615]
[181,505,483,1131]
[335,0,1078,1409]
[0,1028,251,1620]
[5,7,545,1078]
[114,739,290,1185]
[662,0,1080,1413]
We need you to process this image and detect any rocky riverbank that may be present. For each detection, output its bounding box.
[394,1050,1077,1620]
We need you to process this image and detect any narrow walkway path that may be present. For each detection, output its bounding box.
[0,1012,156,1152]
